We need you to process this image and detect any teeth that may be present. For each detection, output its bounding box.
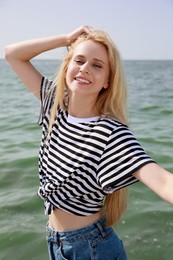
[76,77,90,83]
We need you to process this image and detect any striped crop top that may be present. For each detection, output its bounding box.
[37,77,154,216]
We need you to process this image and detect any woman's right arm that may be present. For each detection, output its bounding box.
[4,35,69,99]
[4,25,93,99]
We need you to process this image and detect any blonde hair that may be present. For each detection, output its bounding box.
[49,30,128,226]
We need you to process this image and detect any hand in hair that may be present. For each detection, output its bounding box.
[66,25,94,46]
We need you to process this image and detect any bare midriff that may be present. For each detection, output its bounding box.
[49,208,102,231]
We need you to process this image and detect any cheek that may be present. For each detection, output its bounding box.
[96,74,108,87]
[65,67,72,85]
[66,64,76,84]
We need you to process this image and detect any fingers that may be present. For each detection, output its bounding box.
[67,25,94,46]
[82,25,94,34]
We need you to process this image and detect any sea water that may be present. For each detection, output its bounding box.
[0,59,173,260]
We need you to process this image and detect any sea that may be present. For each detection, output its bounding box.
[0,58,173,260]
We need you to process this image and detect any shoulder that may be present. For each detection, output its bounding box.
[40,77,55,98]
[99,117,129,132]
[40,77,57,108]
[98,117,137,144]
[38,77,56,125]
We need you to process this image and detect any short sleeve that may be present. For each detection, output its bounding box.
[97,125,155,193]
[38,77,55,125]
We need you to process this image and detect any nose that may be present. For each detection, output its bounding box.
[79,62,89,74]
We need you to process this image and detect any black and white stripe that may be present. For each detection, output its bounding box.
[37,77,155,216]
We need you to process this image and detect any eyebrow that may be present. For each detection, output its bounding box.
[74,55,105,64]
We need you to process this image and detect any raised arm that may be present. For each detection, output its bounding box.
[133,163,173,205]
[4,25,93,99]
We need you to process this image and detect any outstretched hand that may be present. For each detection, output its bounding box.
[67,25,94,45]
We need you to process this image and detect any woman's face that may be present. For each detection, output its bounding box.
[66,40,110,99]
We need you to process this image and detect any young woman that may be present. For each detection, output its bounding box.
[4,25,173,260]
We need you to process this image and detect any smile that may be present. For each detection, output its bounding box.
[75,77,91,84]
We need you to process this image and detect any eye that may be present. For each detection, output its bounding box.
[93,64,102,68]
[74,59,84,65]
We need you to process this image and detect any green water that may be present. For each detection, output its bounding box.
[0,59,173,259]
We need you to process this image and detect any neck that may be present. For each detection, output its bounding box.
[68,94,99,118]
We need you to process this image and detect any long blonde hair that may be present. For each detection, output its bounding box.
[49,30,128,226]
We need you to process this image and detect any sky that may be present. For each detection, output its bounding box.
[0,0,173,60]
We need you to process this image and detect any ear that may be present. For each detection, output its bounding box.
[103,80,109,89]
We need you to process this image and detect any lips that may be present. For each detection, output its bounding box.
[75,76,91,84]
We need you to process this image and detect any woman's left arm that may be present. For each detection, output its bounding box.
[133,163,173,204]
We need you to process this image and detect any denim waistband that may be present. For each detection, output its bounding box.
[46,216,107,244]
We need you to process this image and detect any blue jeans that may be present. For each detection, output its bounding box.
[46,216,128,260]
